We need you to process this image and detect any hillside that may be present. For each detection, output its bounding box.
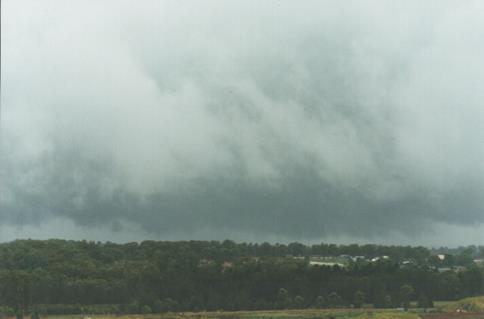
[0,239,482,315]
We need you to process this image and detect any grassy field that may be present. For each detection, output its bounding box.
[439,296,484,313]
[37,297,484,319]
[38,309,431,319]
[41,310,484,319]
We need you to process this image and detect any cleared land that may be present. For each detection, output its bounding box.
[7,297,484,319]
[440,296,484,313]
[37,308,484,319]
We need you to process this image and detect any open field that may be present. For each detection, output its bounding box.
[439,297,484,313]
[41,311,420,319]
[4,297,484,319]
[37,308,484,319]
[421,314,484,319]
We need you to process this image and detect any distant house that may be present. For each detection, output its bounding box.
[351,256,366,262]
[198,258,215,267]
[453,266,467,272]
[309,261,346,267]
[437,266,466,273]
[370,255,389,262]
[437,254,446,261]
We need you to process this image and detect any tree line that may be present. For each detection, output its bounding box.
[0,239,482,315]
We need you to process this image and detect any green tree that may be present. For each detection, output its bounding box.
[353,290,365,308]
[313,295,326,308]
[152,299,163,313]
[293,295,304,309]
[327,292,343,308]
[399,284,415,310]
[125,300,140,314]
[274,288,291,309]
[140,305,151,314]
[161,298,178,312]
[417,293,433,309]
[384,295,393,308]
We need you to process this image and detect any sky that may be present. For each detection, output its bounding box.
[1,0,484,246]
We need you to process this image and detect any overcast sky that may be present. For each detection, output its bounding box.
[1,0,484,246]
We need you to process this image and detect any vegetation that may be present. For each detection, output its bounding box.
[0,240,482,315]
[27,310,424,319]
[440,296,484,313]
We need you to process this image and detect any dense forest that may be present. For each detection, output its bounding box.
[0,240,483,315]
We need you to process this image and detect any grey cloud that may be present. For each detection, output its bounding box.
[1,0,484,245]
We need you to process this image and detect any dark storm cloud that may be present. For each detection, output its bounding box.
[1,0,484,244]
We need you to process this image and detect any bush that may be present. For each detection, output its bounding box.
[353,291,365,308]
[417,294,433,308]
[0,307,15,316]
[274,288,291,310]
[313,296,326,308]
[161,298,179,312]
[140,305,152,314]
[327,292,343,308]
[293,295,304,309]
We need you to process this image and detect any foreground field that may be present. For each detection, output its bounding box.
[440,296,484,313]
[31,297,484,319]
[41,308,484,319]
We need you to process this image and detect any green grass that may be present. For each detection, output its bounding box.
[439,296,484,313]
[37,297,484,319]
[44,309,421,319]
